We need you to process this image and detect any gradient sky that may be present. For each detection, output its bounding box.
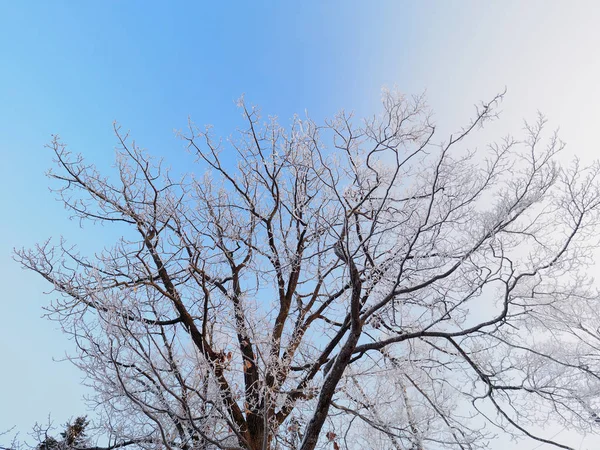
[2,2,600,449]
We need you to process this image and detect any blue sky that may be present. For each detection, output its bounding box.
[2,1,600,448]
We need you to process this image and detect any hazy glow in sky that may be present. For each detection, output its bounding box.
[2,2,600,448]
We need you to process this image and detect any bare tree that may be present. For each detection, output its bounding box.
[0,427,20,450]
[16,91,600,450]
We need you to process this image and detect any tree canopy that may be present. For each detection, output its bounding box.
[15,91,600,450]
